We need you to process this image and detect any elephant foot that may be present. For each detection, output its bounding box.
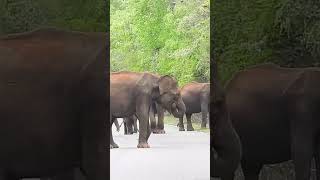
[187,126,194,131]
[137,142,150,148]
[152,129,158,134]
[152,129,166,134]
[110,142,119,149]
[133,130,138,133]
[157,129,166,134]
[179,127,185,131]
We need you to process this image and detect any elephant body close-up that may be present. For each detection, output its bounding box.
[226,63,320,180]
[110,71,186,148]
[0,28,108,179]
[212,82,242,180]
[178,82,210,131]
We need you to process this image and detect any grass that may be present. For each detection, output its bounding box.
[163,115,210,133]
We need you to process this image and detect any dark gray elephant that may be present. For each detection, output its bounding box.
[110,71,186,148]
[178,82,210,131]
[226,63,320,180]
[212,81,242,180]
[0,28,108,179]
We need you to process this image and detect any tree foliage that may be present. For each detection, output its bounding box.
[212,0,320,84]
[0,0,107,34]
[111,0,210,85]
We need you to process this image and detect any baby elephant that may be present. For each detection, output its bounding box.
[178,82,209,131]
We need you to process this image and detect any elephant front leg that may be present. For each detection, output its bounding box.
[114,118,120,132]
[133,116,138,133]
[149,105,157,133]
[126,116,134,134]
[124,120,128,135]
[201,111,208,128]
[201,103,209,128]
[156,104,165,134]
[186,113,194,131]
[178,116,185,131]
[136,102,151,148]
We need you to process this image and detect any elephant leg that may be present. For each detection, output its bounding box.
[242,163,261,180]
[124,119,128,135]
[79,87,109,180]
[136,100,151,148]
[200,103,208,128]
[127,116,134,134]
[133,115,138,133]
[314,138,320,180]
[186,113,194,131]
[156,104,165,134]
[178,116,185,131]
[114,118,120,132]
[149,104,157,133]
[292,131,314,180]
[110,118,119,148]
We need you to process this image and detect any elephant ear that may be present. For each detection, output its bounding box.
[137,73,159,95]
[158,75,178,95]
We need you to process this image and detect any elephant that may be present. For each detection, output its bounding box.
[123,116,138,135]
[0,27,108,179]
[225,63,320,180]
[177,82,210,131]
[212,81,242,180]
[110,71,186,148]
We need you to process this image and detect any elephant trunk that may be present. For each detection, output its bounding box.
[171,99,186,118]
[212,102,241,179]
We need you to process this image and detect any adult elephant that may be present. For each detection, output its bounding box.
[0,28,108,179]
[110,71,186,148]
[177,82,210,131]
[226,63,320,180]
[212,82,242,180]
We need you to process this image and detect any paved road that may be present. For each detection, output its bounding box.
[111,119,210,180]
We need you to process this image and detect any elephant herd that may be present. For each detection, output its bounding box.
[2,28,316,180]
[213,63,320,180]
[110,71,210,148]
[0,27,211,180]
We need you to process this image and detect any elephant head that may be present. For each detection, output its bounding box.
[212,83,241,179]
[153,75,186,118]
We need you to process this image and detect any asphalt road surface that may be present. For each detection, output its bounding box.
[111,118,210,180]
